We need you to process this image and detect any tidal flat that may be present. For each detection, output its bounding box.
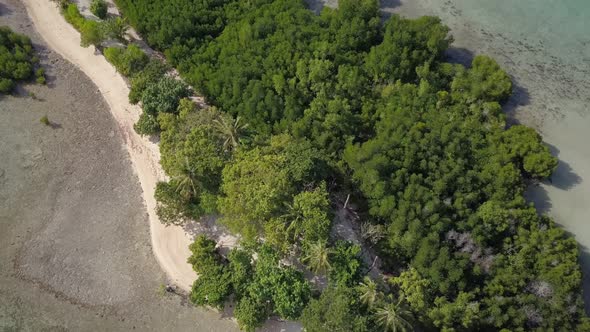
[0,0,237,330]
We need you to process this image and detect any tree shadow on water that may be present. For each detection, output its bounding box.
[524,183,552,214]
[446,46,474,67]
[444,46,532,123]
[504,81,531,123]
[545,143,582,191]
[524,143,582,214]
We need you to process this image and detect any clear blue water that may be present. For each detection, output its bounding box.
[454,0,590,77]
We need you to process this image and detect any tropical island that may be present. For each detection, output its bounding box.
[6,0,589,331]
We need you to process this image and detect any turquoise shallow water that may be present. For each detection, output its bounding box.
[453,0,590,80]
[395,0,590,122]
[455,0,589,53]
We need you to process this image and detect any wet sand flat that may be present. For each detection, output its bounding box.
[0,0,237,330]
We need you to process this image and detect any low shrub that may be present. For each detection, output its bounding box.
[90,0,108,19]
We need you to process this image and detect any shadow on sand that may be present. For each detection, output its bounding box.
[524,143,588,314]
[0,3,13,16]
[182,216,238,257]
[525,143,583,214]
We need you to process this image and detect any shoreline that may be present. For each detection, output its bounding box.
[392,0,590,313]
[21,0,197,292]
[21,2,300,330]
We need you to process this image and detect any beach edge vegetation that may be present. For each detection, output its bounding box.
[57,0,590,330]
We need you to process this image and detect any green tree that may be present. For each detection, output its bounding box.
[104,44,148,77]
[90,0,108,19]
[133,112,159,135]
[302,241,332,274]
[451,55,512,103]
[301,285,370,332]
[128,60,168,104]
[428,292,480,330]
[103,17,129,42]
[234,294,269,332]
[80,20,105,48]
[365,15,451,83]
[155,105,227,224]
[213,114,249,151]
[389,267,430,314]
[141,77,190,116]
[0,27,44,93]
[187,235,232,308]
[328,241,362,286]
[285,184,331,245]
[374,297,414,332]
[358,276,380,309]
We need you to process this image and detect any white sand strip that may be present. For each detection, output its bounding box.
[22,0,197,292]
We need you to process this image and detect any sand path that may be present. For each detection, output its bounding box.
[21,0,197,292]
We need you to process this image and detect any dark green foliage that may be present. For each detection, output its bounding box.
[102,17,130,43]
[451,55,512,102]
[0,27,45,93]
[133,112,159,135]
[104,44,148,77]
[344,71,580,330]
[141,77,190,116]
[365,15,452,83]
[187,235,232,308]
[187,239,311,331]
[0,78,14,93]
[113,0,587,329]
[236,245,311,327]
[128,59,168,104]
[227,249,253,298]
[155,104,229,223]
[498,124,558,178]
[328,241,363,287]
[114,0,236,51]
[218,135,328,241]
[90,0,108,19]
[301,285,370,332]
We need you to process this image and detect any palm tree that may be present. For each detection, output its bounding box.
[213,114,248,151]
[282,202,305,241]
[358,276,380,309]
[104,17,130,43]
[302,241,332,274]
[374,297,413,332]
[172,157,199,199]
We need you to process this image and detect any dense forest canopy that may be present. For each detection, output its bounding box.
[112,0,589,330]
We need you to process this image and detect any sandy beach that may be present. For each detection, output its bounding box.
[0,0,238,330]
[6,0,587,330]
[21,0,198,292]
[15,1,299,330]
